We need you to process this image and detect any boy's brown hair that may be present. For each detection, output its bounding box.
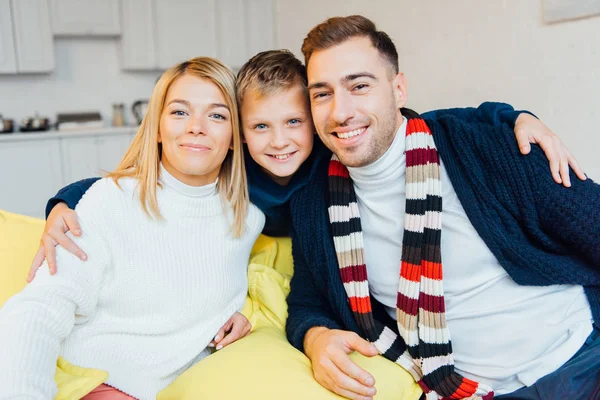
[301,15,399,74]
[236,50,307,106]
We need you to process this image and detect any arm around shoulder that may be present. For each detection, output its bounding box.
[45,177,101,218]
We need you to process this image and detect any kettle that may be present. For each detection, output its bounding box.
[131,100,149,125]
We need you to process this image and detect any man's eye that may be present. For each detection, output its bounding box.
[353,84,368,91]
[313,92,329,99]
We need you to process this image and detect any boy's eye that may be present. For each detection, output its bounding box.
[312,92,329,100]
[254,123,268,130]
[210,113,227,120]
[288,119,301,125]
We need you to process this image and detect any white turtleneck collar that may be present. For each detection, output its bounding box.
[347,117,407,187]
[155,163,223,219]
[159,163,218,198]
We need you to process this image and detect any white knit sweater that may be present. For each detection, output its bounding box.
[0,165,264,400]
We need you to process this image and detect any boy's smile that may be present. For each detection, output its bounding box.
[241,83,314,186]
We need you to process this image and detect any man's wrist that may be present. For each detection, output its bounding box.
[304,326,329,359]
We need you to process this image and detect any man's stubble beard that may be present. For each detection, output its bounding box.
[337,102,400,168]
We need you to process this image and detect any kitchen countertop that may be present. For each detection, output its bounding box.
[0,126,138,142]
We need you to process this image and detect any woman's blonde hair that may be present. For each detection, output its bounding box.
[107,57,248,237]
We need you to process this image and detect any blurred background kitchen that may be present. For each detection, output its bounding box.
[1,0,599,218]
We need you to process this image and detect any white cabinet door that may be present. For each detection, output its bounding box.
[11,0,54,73]
[0,0,17,74]
[60,136,99,184]
[121,0,157,70]
[0,139,63,219]
[245,0,275,58]
[60,134,133,184]
[155,0,217,69]
[215,0,247,69]
[49,0,121,36]
[95,134,132,174]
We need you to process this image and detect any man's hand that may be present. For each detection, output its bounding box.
[209,312,252,350]
[304,327,379,400]
[514,113,586,187]
[26,202,87,283]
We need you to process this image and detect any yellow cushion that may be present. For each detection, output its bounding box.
[241,235,293,331]
[0,210,45,308]
[54,357,108,400]
[161,235,422,399]
[158,325,422,400]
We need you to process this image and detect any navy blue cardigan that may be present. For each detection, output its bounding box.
[45,102,528,237]
[286,114,600,352]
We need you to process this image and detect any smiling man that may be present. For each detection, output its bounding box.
[285,15,600,400]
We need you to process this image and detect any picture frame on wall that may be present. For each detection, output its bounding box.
[543,0,600,23]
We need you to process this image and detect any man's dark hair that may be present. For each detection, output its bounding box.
[301,15,399,74]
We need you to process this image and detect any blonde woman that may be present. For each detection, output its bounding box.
[0,57,264,400]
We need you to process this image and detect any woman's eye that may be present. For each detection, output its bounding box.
[210,113,227,120]
[254,123,268,130]
[171,110,187,116]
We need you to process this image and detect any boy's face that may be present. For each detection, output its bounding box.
[241,83,314,185]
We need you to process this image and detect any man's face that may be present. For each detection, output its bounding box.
[307,36,407,167]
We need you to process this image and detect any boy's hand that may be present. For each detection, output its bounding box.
[514,113,586,187]
[27,202,87,283]
[209,312,252,350]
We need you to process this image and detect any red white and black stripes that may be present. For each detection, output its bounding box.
[327,109,494,400]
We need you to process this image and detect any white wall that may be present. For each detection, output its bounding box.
[0,38,159,127]
[276,0,600,180]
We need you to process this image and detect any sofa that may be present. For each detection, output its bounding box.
[0,209,422,400]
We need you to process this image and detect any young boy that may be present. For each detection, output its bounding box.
[33,50,574,266]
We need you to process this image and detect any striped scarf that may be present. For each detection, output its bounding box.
[327,109,494,400]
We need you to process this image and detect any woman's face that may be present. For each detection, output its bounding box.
[159,73,233,186]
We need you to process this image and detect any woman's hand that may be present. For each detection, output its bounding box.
[209,312,252,350]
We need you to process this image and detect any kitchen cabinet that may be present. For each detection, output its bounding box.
[120,0,157,70]
[60,133,133,184]
[245,0,276,60]
[0,128,136,219]
[214,0,276,69]
[0,0,17,74]
[8,0,54,73]
[0,138,63,218]
[120,0,276,71]
[50,0,121,36]
[216,0,247,69]
[154,0,217,69]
